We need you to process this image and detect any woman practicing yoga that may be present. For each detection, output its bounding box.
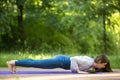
[7,54,112,73]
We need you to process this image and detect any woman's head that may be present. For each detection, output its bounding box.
[93,54,112,72]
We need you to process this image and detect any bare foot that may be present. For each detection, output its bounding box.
[6,61,16,73]
[6,61,13,73]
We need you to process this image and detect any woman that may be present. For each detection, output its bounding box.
[7,54,112,73]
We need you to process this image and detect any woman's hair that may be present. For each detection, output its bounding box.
[94,54,112,72]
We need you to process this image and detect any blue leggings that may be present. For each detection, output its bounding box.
[15,55,71,69]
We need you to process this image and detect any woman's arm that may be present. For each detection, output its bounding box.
[70,57,79,72]
[70,57,88,73]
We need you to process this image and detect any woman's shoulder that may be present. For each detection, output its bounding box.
[71,55,93,60]
[71,55,91,58]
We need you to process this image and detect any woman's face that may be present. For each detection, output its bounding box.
[94,62,107,69]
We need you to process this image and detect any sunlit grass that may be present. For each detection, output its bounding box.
[0,51,55,67]
[0,51,120,69]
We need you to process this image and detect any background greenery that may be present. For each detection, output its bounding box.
[0,0,120,55]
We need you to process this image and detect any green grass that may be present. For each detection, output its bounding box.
[0,51,120,69]
[108,55,120,69]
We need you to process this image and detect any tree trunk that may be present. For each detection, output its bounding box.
[103,0,107,54]
[17,5,24,47]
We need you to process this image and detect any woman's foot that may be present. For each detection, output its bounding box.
[6,60,16,73]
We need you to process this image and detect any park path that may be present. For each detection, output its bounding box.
[0,68,120,80]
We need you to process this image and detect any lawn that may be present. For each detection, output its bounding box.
[0,51,120,69]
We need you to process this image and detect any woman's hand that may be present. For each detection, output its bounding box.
[76,69,88,74]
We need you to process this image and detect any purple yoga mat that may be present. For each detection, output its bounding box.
[0,71,102,74]
[0,71,75,74]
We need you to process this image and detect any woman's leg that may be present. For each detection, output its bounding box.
[7,55,70,73]
[7,58,59,73]
[15,58,62,69]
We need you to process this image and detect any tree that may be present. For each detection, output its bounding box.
[0,0,120,54]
